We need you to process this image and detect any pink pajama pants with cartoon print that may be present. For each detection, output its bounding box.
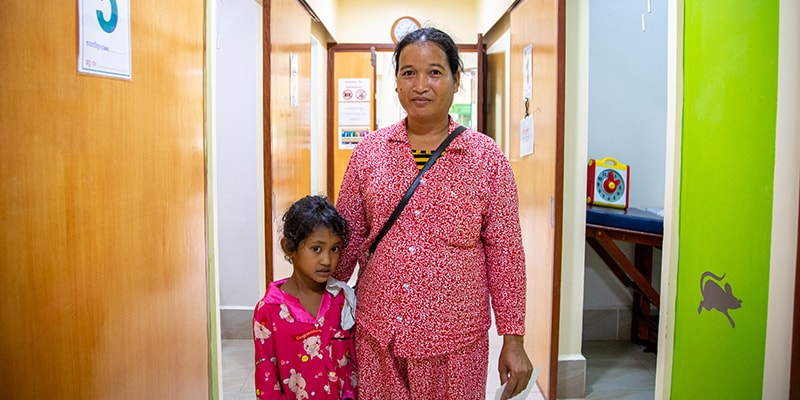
[355,325,489,399]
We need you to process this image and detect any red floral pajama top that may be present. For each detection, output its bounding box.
[334,119,527,358]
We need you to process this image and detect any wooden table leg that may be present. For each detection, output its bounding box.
[632,244,655,348]
[585,224,661,349]
[590,229,660,307]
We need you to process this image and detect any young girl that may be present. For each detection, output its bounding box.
[253,195,357,400]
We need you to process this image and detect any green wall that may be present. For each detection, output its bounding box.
[672,1,779,398]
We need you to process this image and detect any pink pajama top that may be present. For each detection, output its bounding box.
[334,119,527,359]
[253,278,357,399]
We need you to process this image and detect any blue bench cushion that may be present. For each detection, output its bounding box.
[586,205,663,234]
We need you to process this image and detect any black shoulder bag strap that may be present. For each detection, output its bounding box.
[367,125,467,257]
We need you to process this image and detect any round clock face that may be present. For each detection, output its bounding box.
[595,169,626,202]
[391,16,421,44]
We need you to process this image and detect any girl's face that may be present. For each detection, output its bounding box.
[395,42,459,123]
[284,226,342,286]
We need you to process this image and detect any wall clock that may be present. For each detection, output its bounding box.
[391,16,421,44]
[587,157,630,209]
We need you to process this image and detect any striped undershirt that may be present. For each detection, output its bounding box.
[412,149,441,170]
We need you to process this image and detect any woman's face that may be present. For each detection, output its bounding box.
[395,42,459,123]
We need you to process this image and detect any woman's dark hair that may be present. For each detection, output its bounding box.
[393,27,463,77]
[281,195,348,252]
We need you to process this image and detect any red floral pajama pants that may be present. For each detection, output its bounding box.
[355,325,489,400]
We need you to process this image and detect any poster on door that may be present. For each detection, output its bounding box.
[337,78,371,149]
[338,78,370,102]
[338,102,370,126]
[338,127,370,150]
[78,0,132,79]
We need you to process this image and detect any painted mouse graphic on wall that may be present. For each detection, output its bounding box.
[697,271,742,328]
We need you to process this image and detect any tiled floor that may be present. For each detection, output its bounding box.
[570,341,657,400]
[221,339,258,400]
[221,339,655,399]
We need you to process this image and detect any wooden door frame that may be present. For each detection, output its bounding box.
[791,183,800,399]
[476,34,487,134]
[550,0,566,395]
[262,0,274,282]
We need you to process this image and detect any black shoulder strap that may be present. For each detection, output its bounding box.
[368,125,467,255]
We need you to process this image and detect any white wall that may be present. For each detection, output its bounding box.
[560,0,589,358]
[588,0,667,210]
[335,0,478,43]
[584,0,667,311]
[762,0,800,397]
[308,0,515,42]
[305,0,337,34]
[216,0,265,309]
[311,35,329,197]
[476,0,516,34]
[655,1,683,395]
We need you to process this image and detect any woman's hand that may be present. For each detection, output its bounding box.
[498,334,533,400]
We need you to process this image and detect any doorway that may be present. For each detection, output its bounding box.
[580,0,667,397]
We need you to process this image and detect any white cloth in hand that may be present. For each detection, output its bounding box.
[326,278,356,330]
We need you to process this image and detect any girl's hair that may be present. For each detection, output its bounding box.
[393,27,463,77]
[281,195,348,252]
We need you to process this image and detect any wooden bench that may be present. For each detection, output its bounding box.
[585,205,663,349]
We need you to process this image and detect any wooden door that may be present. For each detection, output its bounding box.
[508,0,565,398]
[265,0,314,281]
[328,48,377,202]
[0,2,209,398]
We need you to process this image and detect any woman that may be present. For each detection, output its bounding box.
[334,27,532,399]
